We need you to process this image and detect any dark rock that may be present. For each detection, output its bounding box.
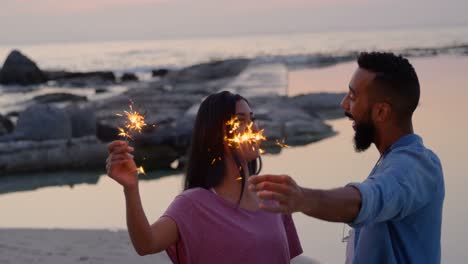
[133,144,180,170]
[290,93,346,119]
[0,50,47,85]
[284,119,334,145]
[43,70,71,80]
[133,115,195,149]
[0,136,107,173]
[166,58,250,84]
[0,104,72,141]
[6,111,20,118]
[66,105,97,138]
[95,88,108,94]
[96,121,120,142]
[46,71,116,81]
[0,114,14,136]
[121,73,138,82]
[152,69,170,77]
[45,71,116,86]
[33,93,87,104]
[252,98,336,148]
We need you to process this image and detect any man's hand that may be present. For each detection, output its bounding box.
[249,174,307,214]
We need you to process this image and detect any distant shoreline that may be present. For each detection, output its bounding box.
[1,26,468,73]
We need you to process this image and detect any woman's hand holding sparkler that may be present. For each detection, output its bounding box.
[106,140,138,190]
[106,139,180,256]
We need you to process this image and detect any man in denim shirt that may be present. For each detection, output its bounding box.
[249,52,445,263]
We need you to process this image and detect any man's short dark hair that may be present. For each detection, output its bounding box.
[358,52,420,121]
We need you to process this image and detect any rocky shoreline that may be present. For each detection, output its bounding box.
[0,50,346,174]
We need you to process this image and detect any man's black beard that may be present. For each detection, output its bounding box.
[354,119,376,152]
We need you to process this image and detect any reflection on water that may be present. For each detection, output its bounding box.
[0,170,180,195]
[0,171,100,195]
[0,56,467,263]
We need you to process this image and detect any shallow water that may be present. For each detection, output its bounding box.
[0,55,467,263]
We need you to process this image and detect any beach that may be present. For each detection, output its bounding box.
[1,43,467,263]
[0,229,171,264]
[0,229,319,263]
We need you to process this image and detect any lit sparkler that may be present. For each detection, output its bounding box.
[224,116,267,182]
[215,116,291,182]
[224,116,266,150]
[116,101,148,175]
[137,166,146,175]
[116,103,147,138]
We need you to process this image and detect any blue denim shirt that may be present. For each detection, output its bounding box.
[347,134,445,264]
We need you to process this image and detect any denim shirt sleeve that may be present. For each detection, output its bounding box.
[347,148,442,228]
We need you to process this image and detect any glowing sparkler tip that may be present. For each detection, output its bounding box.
[137,166,146,175]
[236,177,242,181]
[116,101,149,175]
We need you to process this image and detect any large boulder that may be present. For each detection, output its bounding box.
[33,93,87,104]
[66,104,97,138]
[0,136,107,173]
[45,71,116,87]
[166,58,250,84]
[290,93,346,119]
[121,73,138,82]
[152,69,170,77]
[0,50,47,85]
[0,114,14,136]
[5,104,72,141]
[252,98,335,148]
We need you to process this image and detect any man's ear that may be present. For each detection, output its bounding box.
[373,102,391,122]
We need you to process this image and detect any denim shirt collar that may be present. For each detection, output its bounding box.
[388,133,422,152]
[374,133,422,170]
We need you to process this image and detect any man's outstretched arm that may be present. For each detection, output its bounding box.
[249,174,362,223]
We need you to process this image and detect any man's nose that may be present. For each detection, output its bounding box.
[340,94,349,110]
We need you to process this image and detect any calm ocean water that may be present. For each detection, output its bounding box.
[0,27,468,263]
[0,25,468,72]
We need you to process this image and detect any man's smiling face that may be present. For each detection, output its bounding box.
[341,67,377,152]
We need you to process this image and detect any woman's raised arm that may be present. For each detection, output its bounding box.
[106,140,179,255]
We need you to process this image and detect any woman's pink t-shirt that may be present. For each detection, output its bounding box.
[162,188,302,264]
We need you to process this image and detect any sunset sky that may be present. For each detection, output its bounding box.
[1,0,467,45]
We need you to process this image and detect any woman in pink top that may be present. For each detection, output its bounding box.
[106,91,302,263]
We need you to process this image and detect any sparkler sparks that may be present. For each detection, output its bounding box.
[224,116,266,150]
[275,138,290,148]
[116,101,149,175]
[116,103,147,138]
[210,116,290,175]
[210,157,222,166]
